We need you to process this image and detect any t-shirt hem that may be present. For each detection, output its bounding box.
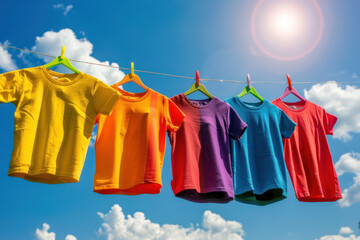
[94,179,162,189]
[9,167,80,176]
[173,185,234,203]
[234,183,287,205]
[235,183,286,196]
[8,167,80,183]
[296,191,343,202]
[173,185,234,196]
[235,194,287,206]
[94,180,163,195]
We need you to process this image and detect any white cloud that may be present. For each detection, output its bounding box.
[335,152,360,207]
[65,235,77,240]
[317,235,360,240]
[31,28,125,85]
[35,223,77,240]
[339,227,354,235]
[0,41,18,71]
[97,204,245,240]
[339,174,360,207]
[335,153,360,176]
[304,82,360,141]
[35,223,56,240]
[89,131,97,147]
[33,206,244,240]
[316,227,360,240]
[53,4,74,15]
[352,73,358,79]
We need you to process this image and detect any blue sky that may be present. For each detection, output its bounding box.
[1,0,360,239]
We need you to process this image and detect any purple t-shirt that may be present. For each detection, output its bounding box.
[168,94,247,203]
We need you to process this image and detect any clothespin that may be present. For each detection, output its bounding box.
[196,70,200,86]
[286,74,293,90]
[131,62,135,78]
[61,45,65,60]
[247,74,251,89]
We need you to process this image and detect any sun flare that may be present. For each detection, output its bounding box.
[251,0,324,61]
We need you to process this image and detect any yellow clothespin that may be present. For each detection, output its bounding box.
[61,45,65,60]
[130,62,135,78]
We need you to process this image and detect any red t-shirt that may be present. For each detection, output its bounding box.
[272,98,342,202]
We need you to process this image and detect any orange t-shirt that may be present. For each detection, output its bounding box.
[94,86,185,195]
[272,98,342,202]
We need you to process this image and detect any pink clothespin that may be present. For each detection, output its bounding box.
[196,70,200,86]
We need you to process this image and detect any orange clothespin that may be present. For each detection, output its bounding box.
[287,74,293,90]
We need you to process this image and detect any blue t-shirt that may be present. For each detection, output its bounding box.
[225,97,296,205]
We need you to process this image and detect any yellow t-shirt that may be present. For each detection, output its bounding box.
[0,66,121,184]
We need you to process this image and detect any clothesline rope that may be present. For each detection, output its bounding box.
[1,44,360,84]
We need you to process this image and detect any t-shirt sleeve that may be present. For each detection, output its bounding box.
[322,109,337,135]
[165,98,185,132]
[228,106,247,139]
[280,110,297,138]
[93,80,121,115]
[0,70,22,103]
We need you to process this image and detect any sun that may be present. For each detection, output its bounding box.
[269,7,302,39]
[251,0,324,61]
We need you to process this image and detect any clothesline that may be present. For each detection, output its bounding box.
[1,43,360,84]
